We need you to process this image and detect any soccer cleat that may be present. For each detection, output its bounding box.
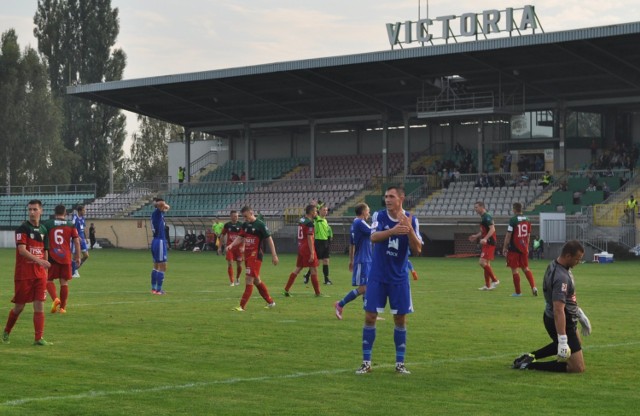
[2,331,9,344]
[334,301,343,320]
[59,308,67,314]
[532,287,538,296]
[283,291,292,297]
[478,286,493,291]
[264,302,276,309]
[303,276,310,284]
[324,280,333,285]
[33,339,53,346]
[72,271,80,278]
[512,353,535,369]
[154,290,166,295]
[230,282,235,286]
[395,363,411,374]
[234,279,240,286]
[233,306,245,312]
[355,362,372,374]
[151,289,157,294]
[510,293,522,297]
[411,270,419,281]
[51,298,61,314]
[491,280,500,288]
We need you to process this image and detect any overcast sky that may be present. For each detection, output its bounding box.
[2,0,640,148]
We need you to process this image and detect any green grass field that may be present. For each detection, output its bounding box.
[0,248,638,415]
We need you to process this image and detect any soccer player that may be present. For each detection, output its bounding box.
[303,202,333,284]
[71,205,89,277]
[218,210,244,286]
[284,205,320,297]
[150,198,170,295]
[43,205,82,314]
[335,203,371,320]
[502,202,538,297]
[2,200,52,346]
[228,206,278,311]
[512,240,591,373]
[356,186,422,375]
[468,201,500,291]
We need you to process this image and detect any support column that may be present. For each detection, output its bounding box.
[382,121,389,179]
[557,108,566,171]
[243,125,250,180]
[310,120,316,180]
[403,113,410,176]
[477,119,484,173]
[184,128,192,183]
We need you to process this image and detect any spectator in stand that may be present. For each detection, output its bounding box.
[231,172,240,182]
[519,171,530,186]
[475,172,491,188]
[541,171,552,188]
[534,155,544,172]
[240,171,246,182]
[602,182,611,200]
[585,183,597,192]
[502,151,512,173]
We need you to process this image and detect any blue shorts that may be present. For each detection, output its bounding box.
[151,238,168,264]
[364,279,413,315]
[352,262,371,286]
[72,239,88,254]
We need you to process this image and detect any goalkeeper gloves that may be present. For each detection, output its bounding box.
[577,307,592,336]
[557,334,571,362]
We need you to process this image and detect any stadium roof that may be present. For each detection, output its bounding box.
[67,21,640,135]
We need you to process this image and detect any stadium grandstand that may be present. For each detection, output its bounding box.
[6,11,638,258]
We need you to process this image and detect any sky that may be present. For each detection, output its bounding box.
[2,0,640,151]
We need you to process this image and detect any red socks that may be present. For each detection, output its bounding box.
[310,273,320,295]
[512,273,521,294]
[256,282,273,304]
[33,312,45,341]
[284,273,297,292]
[240,284,254,309]
[227,266,234,283]
[524,270,536,289]
[46,281,58,300]
[60,285,69,309]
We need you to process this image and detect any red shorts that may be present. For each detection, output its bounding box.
[296,250,318,268]
[12,277,47,304]
[245,256,263,278]
[506,251,529,269]
[225,247,243,262]
[48,261,73,280]
[480,244,496,260]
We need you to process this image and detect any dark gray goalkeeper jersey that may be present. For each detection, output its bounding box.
[542,260,578,326]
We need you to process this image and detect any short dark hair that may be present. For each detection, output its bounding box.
[474,201,485,208]
[561,240,584,257]
[305,204,316,215]
[512,202,523,213]
[28,199,42,207]
[230,210,237,215]
[55,204,66,215]
[385,185,405,197]
[240,206,252,214]
[354,203,368,216]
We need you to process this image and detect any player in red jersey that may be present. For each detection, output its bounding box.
[502,202,538,297]
[218,210,244,286]
[284,205,321,296]
[228,206,279,311]
[2,200,52,346]
[468,200,500,291]
[42,205,82,313]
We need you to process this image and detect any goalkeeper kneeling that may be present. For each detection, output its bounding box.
[511,240,590,373]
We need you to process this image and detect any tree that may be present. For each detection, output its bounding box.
[127,116,182,183]
[34,0,127,196]
[0,29,70,190]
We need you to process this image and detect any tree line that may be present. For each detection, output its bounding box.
[0,0,179,197]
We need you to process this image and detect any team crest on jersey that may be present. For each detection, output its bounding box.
[388,237,400,250]
[561,283,567,292]
[16,233,22,240]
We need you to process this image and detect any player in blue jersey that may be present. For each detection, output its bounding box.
[356,186,422,375]
[334,203,372,320]
[150,198,171,294]
[71,205,90,277]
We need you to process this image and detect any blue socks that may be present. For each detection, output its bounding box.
[394,326,407,363]
[151,270,158,291]
[156,271,165,291]
[340,289,359,307]
[362,325,376,361]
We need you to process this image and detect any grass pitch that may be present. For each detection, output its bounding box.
[0,248,638,415]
